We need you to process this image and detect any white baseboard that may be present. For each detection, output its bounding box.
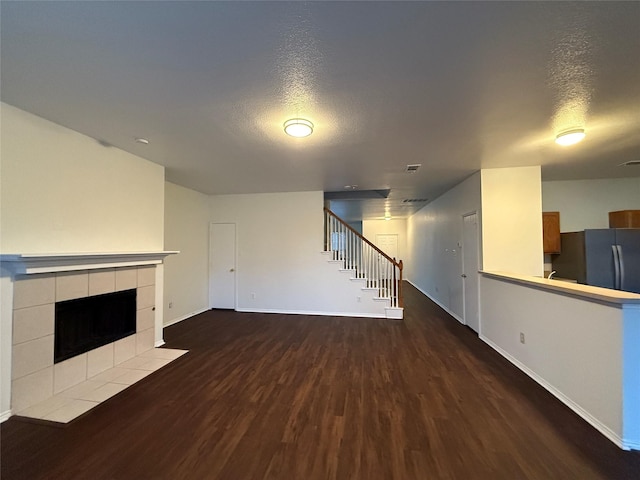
[0,409,11,423]
[406,280,464,324]
[480,335,627,450]
[408,279,634,451]
[163,307,209,328]
[154,340,166,348]
[235,307,386,319]
[385,307,404,320]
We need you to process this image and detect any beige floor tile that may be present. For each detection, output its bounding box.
[18,395,73,418]
[43,399,98,423]
[88,367,131,383]
[117,356,153,370]
[139,348,188,360]
[58,380,105,398]
[137,357,173,371]
[77,382,128,402]
[110,369,153,385]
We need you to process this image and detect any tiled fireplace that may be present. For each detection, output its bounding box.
[0,252,177,421]
[11,265,157,413]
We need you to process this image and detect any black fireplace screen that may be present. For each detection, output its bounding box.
[54,289,137,363]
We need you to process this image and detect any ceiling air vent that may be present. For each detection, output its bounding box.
[619,160,640,166]
[406,164,421,173]
[403,198,428,203]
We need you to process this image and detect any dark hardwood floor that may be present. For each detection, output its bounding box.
[2,282,639,479]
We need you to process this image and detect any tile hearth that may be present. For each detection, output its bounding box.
[15,347,187,423]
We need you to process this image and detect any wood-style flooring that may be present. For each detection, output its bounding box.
[2,282,639,479]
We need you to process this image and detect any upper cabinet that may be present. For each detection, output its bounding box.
[609,210,640,228]
[543,212,561,254]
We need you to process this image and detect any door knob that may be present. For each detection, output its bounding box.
[230,268,235,272]
[461,274,467,278]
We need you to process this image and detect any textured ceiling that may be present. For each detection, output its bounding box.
[2,1,639,221]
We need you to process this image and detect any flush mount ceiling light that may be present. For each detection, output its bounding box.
[135,137,149,145]
[555,128,585,146]
[284,118,313,138]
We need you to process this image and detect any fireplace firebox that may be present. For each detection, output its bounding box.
[54,289,137,363]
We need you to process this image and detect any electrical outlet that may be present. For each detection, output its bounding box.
[168,302,173,309]
[251,293,256,299]
[520,332,525,344]
[357,296,361,303]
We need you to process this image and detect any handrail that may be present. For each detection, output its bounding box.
[324,208,402,268]
[324,207,404,308]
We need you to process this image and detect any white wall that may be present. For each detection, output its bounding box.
[480,275,640,449]
[542,178,640,232]
[362,218,407,262]
[481,166,543,277]
[0,103,166,420]
[0,103,164,254]
[163,182,210,326]
[209,191,389,316]
[406,172,481,320]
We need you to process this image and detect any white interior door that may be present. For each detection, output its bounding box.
[375,234,398,260]
[462,213,480,333]
[209,223,236,309]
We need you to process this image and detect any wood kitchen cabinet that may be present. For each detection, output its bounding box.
[543,212,561,254]
[609,210,640,228]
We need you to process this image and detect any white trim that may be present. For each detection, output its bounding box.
[163,307,210,328]
[0,409,11,423]
[480,335,627,450]
[0,251,179,275]
[407,279,464,324]
[154,340,166,348]
[235,307,386,319]
[385,307,404,319]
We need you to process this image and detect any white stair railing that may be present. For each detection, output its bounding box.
[324,208,403,308]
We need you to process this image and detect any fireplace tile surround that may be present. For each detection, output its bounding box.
[11,265,157,413]
[1,251,179,421]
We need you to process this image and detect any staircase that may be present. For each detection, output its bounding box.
[323,208,404,319]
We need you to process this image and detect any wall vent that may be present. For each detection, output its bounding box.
[406,164,421,173]
[619,160,640,166]
[402,198,428,203]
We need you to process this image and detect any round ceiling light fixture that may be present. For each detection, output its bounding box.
[284,118,313,138]
[555,128,585,146]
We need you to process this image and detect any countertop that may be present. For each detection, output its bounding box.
[481,271,640,305]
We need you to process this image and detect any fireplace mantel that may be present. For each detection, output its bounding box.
[1,251,178,422]
[0,251,179,275]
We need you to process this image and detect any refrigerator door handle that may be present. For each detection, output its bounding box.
[612,245,621,290]
[617,245,625,291]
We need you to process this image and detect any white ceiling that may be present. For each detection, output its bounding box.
[2,1,639,221]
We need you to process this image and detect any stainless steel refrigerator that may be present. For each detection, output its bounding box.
[552,229,640,294]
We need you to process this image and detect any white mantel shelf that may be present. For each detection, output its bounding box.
[0,251,179,275]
